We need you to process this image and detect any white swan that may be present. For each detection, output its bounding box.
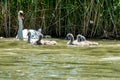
[16,10,42,41]
[22,28,42,39]
[21,28,42,41]
[17,10,24,40]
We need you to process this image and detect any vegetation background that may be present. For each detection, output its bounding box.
[0,0,120,39]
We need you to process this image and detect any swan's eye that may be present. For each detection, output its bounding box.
[19,12,24,19]
[20,13,23,16]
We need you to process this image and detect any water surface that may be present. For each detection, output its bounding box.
[0,39,120,80]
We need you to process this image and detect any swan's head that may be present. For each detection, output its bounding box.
[77,34,86,42]
[66,33,74,41]
[77,34,82,42]
[18,10,24,20]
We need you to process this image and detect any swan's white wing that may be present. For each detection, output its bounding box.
[22,29,28,39]
[22,29,41,39]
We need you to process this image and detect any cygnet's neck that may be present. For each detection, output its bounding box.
[69,36,74,45]
[36,35,42,45]
[27,31,31,43]
[70,36,74,42]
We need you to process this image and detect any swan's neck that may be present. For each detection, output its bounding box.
[18,16,23,29]
[71,36,74,42]
[77,37,80,42]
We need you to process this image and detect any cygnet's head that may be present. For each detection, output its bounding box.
[77,34,86,42]
[27,31,31,43]
[36,33,43,45]
[66,33,74,40]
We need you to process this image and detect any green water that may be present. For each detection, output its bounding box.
[0,39,120,80]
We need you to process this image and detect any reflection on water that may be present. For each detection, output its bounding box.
[0,50,120,80]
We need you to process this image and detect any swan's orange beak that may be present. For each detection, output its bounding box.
[20,13,24,20]
[21,16,24,20]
